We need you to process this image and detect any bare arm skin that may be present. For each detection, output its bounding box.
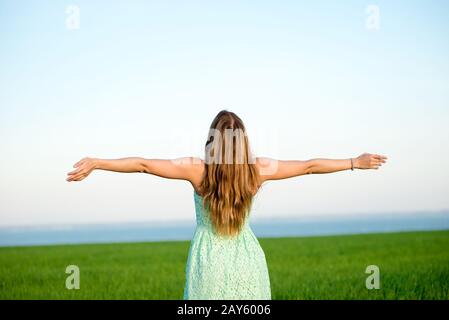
[256,153,387,183]
[67,153,386,190]
[66,156,204,189]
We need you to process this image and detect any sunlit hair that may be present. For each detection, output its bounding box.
[199,110,260,237]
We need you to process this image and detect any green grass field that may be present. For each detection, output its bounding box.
[0,230,448,299]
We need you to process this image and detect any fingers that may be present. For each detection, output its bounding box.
[66,172,78,181]
[371,154,387,167]
[67,168,81,175]
[373,154,388,161]
[67,164,85,179]
[371,161,383,168]
[67,166,88,181]
[369,155,386,170]
[67,157,90,181]
[73,157,88,168]
[75,174,86,181]
[67,173,86,182]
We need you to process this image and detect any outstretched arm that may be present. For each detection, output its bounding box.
[66,156,204,184]
[257,153,387,182]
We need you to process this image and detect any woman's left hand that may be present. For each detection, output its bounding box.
[354,153,387,170]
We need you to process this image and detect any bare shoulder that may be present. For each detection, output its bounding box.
[255,157,278,183]
[173,157,205,189]
[255,157,276,167]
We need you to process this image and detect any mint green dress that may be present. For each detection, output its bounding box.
[183,190,271,300]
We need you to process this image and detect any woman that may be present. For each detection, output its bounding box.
[66,110,387,299]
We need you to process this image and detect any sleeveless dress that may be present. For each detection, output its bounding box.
[183,190,271,300]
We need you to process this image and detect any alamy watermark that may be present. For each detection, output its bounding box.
[66,5,80,30]
[168,127,280,176]
[65,265,80,290]
[365,265,380,289]
[365,5,380,31]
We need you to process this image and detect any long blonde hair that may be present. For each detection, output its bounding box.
[199,110,260,237]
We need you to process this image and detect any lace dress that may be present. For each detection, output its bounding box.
[183,190,271,300]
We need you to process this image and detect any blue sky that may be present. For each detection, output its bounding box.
[1,0,448,226]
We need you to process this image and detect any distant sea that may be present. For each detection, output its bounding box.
[1,212,448,247]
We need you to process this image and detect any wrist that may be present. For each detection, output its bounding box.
[92,158,101,170]
[352,157,359,169]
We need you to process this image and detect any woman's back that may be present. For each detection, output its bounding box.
[184,189,271,300]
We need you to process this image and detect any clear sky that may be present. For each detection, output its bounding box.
[1,0,448,226]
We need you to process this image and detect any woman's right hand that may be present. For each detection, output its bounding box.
[66,157,97,182]
[354,153,387,170]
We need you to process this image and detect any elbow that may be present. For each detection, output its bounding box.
[138,158,149,173]
[304,160,315,175]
